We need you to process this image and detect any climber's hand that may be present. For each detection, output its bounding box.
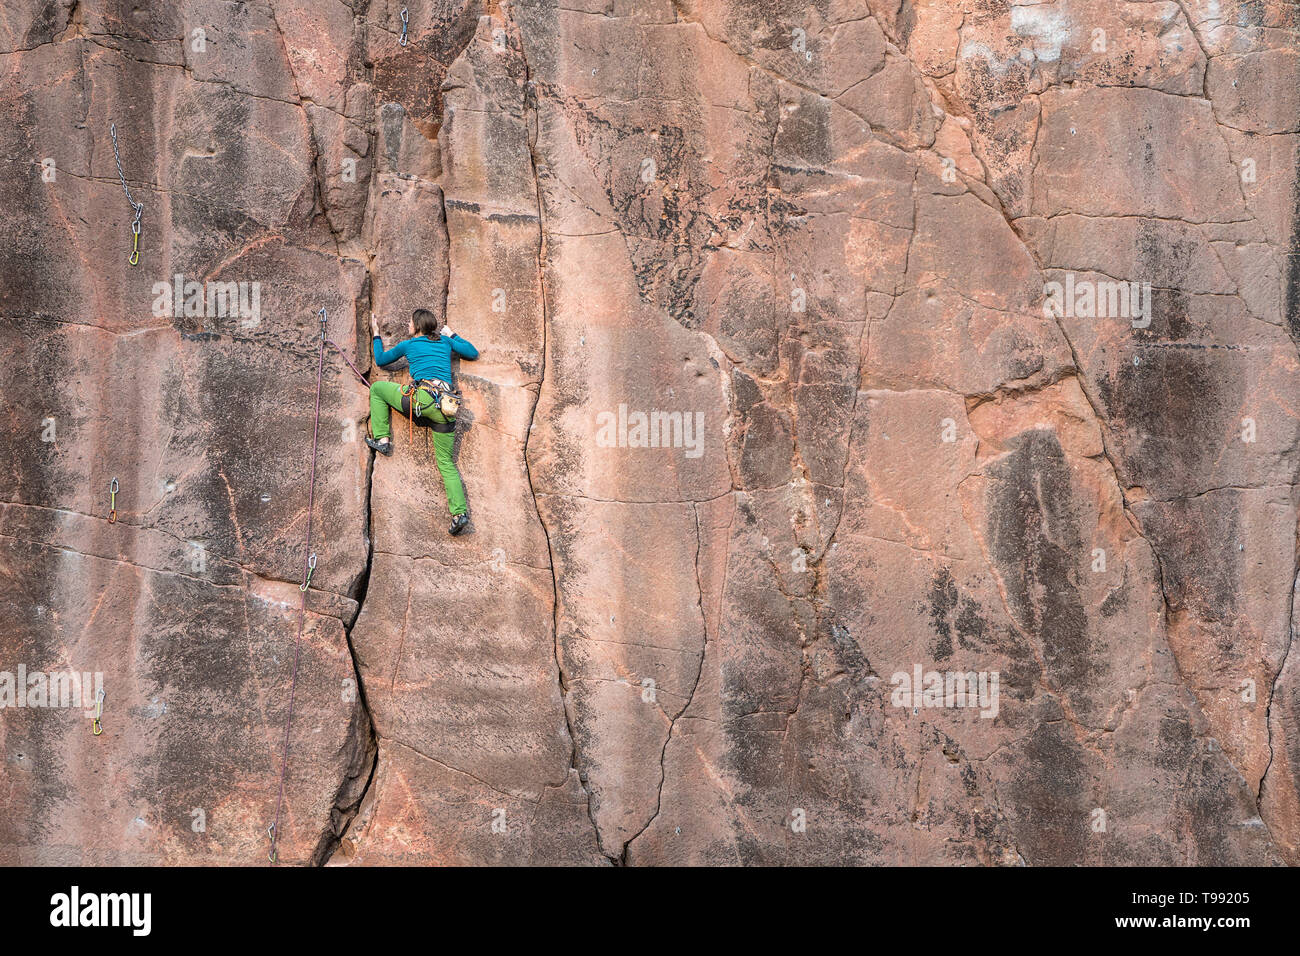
[370,313,380,338]
[441,325,453,338]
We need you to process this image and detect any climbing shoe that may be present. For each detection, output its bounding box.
[365,436,393,456]
[449,514,470,536]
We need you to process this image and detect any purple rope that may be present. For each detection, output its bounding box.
[327,338,371,387]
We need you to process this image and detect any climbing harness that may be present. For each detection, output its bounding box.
[109,123,144,266]
[401,379,458,442]
[415,378,459,422]
[92,689,105,736]
[399,7,409,46]
[108,478,119,523]
[268,306,329,865]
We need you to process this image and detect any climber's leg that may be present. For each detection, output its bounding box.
[368,380,405,439]
[428,409,467,517]
[366,380,404,454]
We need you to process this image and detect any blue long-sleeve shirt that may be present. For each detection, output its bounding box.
[373,333,478,384]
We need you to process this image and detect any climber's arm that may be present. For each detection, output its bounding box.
[446,328,479,361]
[371,314,409,368]
[373,336,409,367]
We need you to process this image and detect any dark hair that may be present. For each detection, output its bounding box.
[412,308,439,336]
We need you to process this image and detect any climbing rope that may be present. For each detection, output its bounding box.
[399,7,409,46]
[326,338,371,387]
[268,307,329,864]
[108,478,119,523]
[109,123,144,266]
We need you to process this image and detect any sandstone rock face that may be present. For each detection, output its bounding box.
[1,0,1296,866]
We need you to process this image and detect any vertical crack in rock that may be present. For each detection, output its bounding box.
[311,444,379,865]
[259,0,381,864]
[509,10,608,860]
[619,502,710,863]
[309,246,380,866]
[1260,547,1300,828]
[1260,90,1300,847]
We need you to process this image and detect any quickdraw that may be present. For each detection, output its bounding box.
[92,689,105,736]
[109,123,144,266]
[299,553,316,592]
[399,7,409,46]
[108,477,119,523]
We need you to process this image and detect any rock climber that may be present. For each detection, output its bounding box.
[366,308,479,535]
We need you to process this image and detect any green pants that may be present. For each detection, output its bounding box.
[368,380,467,516]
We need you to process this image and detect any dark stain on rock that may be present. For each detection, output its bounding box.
[927,567,958,662]
[561,102,712,325]
[1002,720,1090,865]
[986,429,1095,710]
[22,0,67,48]
[1134,218,1196,292]
[898,3,919,47]
[1150,287,1192,341]
[1098,580,1127,618]
[828,622,875,681]
[1095,343,1225,495]
[1155,713,1197,773]
[776,90,833,170]
[794,383,854,486]
[739,402,794,488]
[731,369,795,489]
[926,564,1036,698]
[0,95,73,317]
[1184,745,1272,864]
[170,90,264,286]
[1235,1,1266,29]
[726,0,834,52]
[1137,497,1242,626]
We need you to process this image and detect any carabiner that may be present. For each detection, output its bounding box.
[92,689,105,736]
[129,218,140,266]
[399,7,409,46]
[300,553,317,591]
[108,477,119,523]
[267,824,278,863]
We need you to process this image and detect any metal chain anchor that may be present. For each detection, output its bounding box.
[399,7,409,45]
[92,689,105,736]
[109,123,144,266]
[108,477,119,523]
